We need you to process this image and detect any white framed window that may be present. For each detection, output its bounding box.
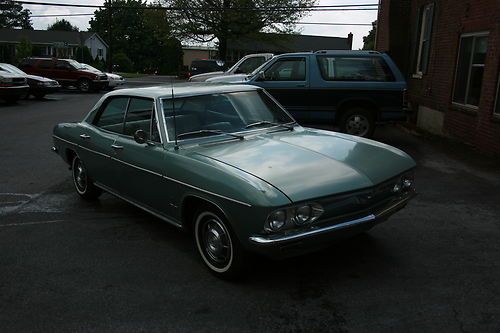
[415,3,434,75]
[452,32,489,108]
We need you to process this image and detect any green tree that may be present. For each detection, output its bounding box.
[113,52,133,72]
[0,0,32,29]
[15,38,32,64]
[161,0,316,61]
[75,46,93,64]
[47,19,79,31]
[89,0,182,73]
[362,21,376,50]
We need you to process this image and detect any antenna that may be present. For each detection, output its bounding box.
[171,80,179,150]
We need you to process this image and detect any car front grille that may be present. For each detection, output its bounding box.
[314,177,401,225]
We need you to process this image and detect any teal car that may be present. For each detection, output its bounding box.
[52,83,416,279]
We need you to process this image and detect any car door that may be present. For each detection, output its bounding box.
[79,97,128,189]
[110,97,173,217]
[250,56,310,122]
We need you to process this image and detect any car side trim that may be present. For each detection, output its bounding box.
[94,182,183,229]
[249,193,414,245]
[53,135,252,207]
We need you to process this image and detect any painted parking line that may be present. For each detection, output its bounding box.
[0,220,65,228]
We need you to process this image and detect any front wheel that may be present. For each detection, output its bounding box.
[71,155,102,200]
[77,78,92,93]
[194,209,246,280]
[339,107,375,138]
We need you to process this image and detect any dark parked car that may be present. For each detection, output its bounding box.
[52,83,416,279]
[19,57,108,92]
[0,63,60,99]
[208,50,408,137]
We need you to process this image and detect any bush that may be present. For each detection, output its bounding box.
[112,52,133,72]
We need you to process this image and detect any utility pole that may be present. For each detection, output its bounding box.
[107,0,113,72]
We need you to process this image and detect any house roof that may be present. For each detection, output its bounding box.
[0,29,108,47]
[227,33,352,53]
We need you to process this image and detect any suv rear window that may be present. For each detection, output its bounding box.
[317,56,394,82]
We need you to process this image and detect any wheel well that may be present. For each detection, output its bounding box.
[65,149,77,168]
[336,100,379,124]
[181,196,225,232]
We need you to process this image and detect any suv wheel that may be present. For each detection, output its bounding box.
[77,78,92,92]
[339,107,375,138]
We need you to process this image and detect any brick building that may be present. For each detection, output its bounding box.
[376,0,500,155]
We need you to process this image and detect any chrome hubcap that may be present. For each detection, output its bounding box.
[203,219,230,265]
[74,159,87,191]
[346,115,370,136]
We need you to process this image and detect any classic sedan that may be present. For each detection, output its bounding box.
[52,83,416,279]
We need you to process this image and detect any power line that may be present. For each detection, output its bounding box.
[15,0,378,11]
[29,13,374,26]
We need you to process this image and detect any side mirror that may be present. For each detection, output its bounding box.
[133,129,148,144]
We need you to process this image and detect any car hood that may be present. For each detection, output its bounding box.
[206,74,248,83]
[26,74,56,82]
[190,128,416,202]
[189,71,225,82]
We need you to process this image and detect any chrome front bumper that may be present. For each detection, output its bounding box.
[249,191,415,246]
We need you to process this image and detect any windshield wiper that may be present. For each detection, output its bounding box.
[177,129,244,140]
[244,120,296,130]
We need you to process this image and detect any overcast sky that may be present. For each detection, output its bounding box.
[24,0,378,50]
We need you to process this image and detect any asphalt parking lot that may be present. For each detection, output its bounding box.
[1,79,500,332]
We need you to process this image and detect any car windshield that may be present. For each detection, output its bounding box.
[82,63,101,72]
[67,59,86,70]
[248,57,275,77]
[162,90,295,141]
[0,63,26,76]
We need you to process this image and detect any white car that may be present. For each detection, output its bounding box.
[189,53,273,82]
[81,63,125,89]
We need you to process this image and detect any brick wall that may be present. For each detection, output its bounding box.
[378,0,500,155]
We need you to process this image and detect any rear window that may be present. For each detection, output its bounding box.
[317,56,395,82]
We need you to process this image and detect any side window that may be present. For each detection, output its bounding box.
[453,33,489,107]
[263,58,306,81]
[94,97,129,133]
[123,98,155,138]
[38,60,53,69]
[317,56,395,82]
[55,61,71,70]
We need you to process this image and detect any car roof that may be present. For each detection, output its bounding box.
[276,50,384,57]
[105,83,261,99]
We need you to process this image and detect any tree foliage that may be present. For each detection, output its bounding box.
[47,19,79,32]
[89,0,182,74]
[0,0,32,29]
[15,38,32,64]
[362,21,376,50]
[161,0,316,60]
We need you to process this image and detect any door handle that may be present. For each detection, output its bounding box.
[111,144,124,150]
[79,134,91,139]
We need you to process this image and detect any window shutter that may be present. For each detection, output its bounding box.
[420,3,435,74]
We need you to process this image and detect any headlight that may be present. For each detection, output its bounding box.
[265,203,324,233]
[266,210,286,231]
[294,205,311,225]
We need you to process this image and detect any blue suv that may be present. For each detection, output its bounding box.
[208,50,408,137]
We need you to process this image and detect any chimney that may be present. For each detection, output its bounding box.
[347,32,353,50]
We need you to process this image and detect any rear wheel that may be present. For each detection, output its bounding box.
[194,208,246,280]
[33,92,46,99]
[71,155,102,200]
[339,107,375,138]
[77,78,92,92]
